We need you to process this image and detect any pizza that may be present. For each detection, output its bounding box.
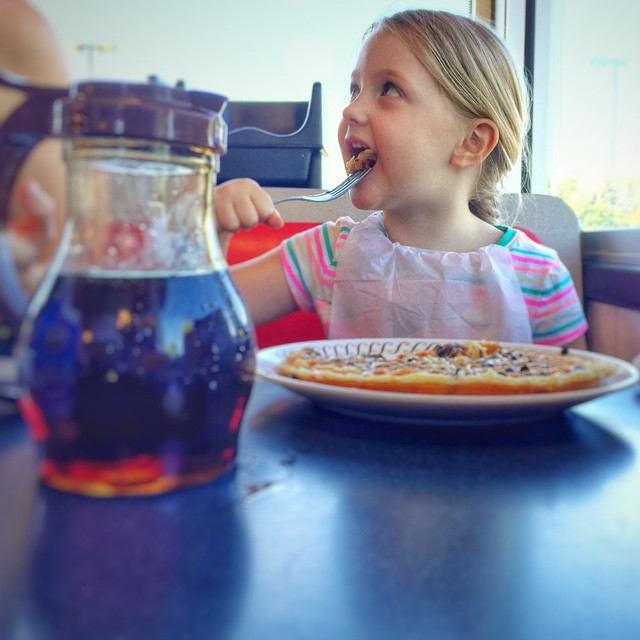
[346,148,377,174]
[276,340,616,395]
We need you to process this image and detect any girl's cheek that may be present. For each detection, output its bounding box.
[337,120,347,147]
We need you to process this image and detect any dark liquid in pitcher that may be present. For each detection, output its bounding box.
[21,270,255,496]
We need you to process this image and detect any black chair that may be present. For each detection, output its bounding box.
[218,82,324,188]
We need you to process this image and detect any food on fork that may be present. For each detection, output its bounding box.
[346,148,377,174]
[277,340,616,395]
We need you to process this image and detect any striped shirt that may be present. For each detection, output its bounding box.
[281,215,587,345]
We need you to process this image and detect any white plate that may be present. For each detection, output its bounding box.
[256,339,640,426]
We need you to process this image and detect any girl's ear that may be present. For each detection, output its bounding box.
[451,119,499,168]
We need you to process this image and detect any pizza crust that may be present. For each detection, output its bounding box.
[277,341,616,395]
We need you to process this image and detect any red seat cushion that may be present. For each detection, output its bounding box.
[227,223,326,348]
[515,226,542,243]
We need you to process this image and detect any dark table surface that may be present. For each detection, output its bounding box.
[1,378,640,640]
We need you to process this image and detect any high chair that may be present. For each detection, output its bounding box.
[218,82,324,188]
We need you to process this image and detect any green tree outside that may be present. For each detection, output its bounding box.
[552,178,640,230]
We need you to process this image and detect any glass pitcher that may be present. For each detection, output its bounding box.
[2,76,256,497]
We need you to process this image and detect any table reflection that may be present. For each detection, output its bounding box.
[241,400,634,638]
[23,479,250,640]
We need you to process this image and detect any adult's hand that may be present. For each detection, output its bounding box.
[8,179,57,295]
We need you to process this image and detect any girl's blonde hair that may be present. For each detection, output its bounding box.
[367,10,530,223]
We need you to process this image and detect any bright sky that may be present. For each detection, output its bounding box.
[31,0,640,190]
[547,0,639,184]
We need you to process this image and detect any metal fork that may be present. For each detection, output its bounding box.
[272,168,371,204]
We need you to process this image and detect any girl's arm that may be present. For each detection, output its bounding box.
[215,178,298,325]
[231,248,299,326]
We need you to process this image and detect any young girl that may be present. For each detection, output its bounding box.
[215,9,588,348]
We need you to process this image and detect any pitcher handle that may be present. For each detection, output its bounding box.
[0,72,68,393]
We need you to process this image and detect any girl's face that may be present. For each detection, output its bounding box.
[339,29,467,214]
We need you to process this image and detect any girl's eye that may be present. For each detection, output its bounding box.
[381,82,400,97]
[349,83,360,102]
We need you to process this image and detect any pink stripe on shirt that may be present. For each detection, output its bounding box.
[523,284,575,309]
[304,230,334,286]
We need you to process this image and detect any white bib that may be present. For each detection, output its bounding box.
[329,213,532,342]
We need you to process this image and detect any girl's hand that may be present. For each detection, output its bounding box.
[215,178,284,253]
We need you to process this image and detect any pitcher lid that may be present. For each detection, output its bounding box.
[55,79,228,154]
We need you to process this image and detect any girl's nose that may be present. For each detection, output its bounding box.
[342,96,365,124]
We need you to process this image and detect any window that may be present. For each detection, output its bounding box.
[530,0,639,229]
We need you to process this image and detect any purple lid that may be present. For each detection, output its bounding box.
[54,80,228,154]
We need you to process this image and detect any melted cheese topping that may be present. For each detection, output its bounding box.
[277,341,615,395]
